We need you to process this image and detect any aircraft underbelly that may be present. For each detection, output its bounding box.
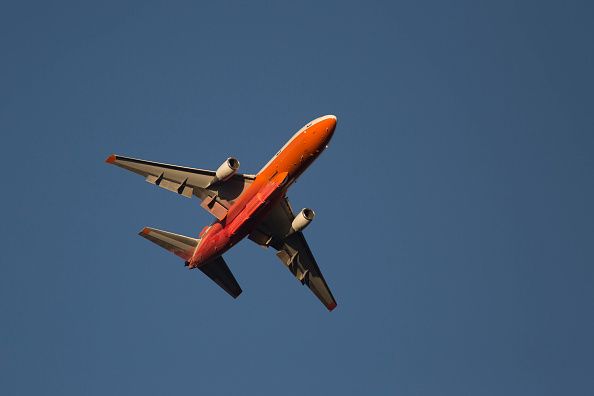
[226,176,285,238]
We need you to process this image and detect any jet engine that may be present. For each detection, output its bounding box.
[291,208,315,233]
[213,157,240,183]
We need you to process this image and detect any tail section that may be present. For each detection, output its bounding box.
[138,226,242,298]
[139,227,198,261]
[199,256,242,298]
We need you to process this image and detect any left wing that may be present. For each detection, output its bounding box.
[106,155,255,220]
[249,197,337,311]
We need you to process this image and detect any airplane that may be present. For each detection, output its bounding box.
[105,115,338,311]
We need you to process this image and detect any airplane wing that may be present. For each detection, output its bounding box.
[106,155,255,220]
[249,197,337,311]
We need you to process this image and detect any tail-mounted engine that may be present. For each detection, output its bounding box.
[291,208,315,233]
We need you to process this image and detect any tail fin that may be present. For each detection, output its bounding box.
[139,227,198,261]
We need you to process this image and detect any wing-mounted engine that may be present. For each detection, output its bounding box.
[209,157,240,186]
[291,208,315,233]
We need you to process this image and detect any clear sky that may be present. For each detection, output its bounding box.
[1,1,593,395]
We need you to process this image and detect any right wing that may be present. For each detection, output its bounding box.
[106,155,255,220]
[249,197,337,311]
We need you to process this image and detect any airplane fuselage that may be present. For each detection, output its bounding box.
[189,115,337,267]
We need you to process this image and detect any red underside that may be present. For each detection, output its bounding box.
[190,173,287,267]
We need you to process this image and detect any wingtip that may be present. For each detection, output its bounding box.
[139,227,151,236]
[327,301,337,311]
[105,154,117,164]
[231,289,243,299]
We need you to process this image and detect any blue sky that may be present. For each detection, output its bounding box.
[1,1,593,395]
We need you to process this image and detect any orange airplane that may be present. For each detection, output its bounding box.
[105,115,338,310]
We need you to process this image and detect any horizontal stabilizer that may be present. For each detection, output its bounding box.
[199,256,242,298]
[139,227,198,261]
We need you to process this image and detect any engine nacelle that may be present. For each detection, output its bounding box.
[291,208,315,233]
[214,157,240,183]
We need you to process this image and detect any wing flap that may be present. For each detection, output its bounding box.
[200,194,229,221]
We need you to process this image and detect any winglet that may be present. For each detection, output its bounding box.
[105,154,117,164]
[327,301,337,312]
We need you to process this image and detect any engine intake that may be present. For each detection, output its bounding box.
[291,208,315,233]
[212,157,240,184]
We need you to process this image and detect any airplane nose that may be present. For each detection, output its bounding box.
[324,115,337,140]
[328,115,337,128]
